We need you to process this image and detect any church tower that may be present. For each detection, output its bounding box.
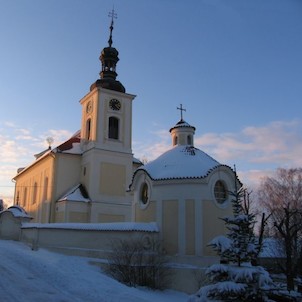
[79,10,136,222]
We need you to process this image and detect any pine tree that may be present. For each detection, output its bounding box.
[215,187,259,266]
[189,186,273,302]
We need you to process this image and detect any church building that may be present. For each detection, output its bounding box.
[12,14,240,257]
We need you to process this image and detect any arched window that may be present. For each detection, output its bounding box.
[108,116,119,139]
[173,136,178,146]
[187,135,192,145]
[86,118,91,140]
[16,191,20,205]
[24,187,27,207]
[43,177,48,201]
[32,182,38,204]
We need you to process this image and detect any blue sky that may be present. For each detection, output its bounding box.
[0,0,302,204]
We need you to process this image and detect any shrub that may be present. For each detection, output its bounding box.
[106,236,170,289]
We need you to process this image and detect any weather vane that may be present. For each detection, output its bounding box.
[177,104,186,121]
[108,7,117,47]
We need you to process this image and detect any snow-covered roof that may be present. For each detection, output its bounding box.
[13,131,82,179]
[21,222,159,232]
[136,145,221,180]
[169,119,196,132]
[1,206,32,219]
[133,157,143,165]
[55,130,82,155]
[58,184,91,203]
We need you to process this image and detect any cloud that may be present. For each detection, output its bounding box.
[3,121,17,128]
[0,136,29,164]
[195,120,302,168]
[133,129,170,162]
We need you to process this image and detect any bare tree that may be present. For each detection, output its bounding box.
[106,237,170,289]
[257,168,302,291]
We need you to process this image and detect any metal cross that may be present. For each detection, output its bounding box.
[108,7,117,47]
[108,7,117,23]
[177,104,186,120]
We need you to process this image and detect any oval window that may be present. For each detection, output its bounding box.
[214,180,227,204]
[140,182,149,205]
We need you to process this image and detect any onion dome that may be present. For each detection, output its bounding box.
[90,9,125,93]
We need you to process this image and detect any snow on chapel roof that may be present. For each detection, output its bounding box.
[138,145,221,180]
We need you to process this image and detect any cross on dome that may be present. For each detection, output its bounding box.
[177,104,186,121]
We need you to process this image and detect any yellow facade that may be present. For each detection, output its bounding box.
[162,200,179,255]
[203,199,233,256]
[185,199,195,255]
[13,151,82,223]
[14,153,54,222]
[99,162,126,196]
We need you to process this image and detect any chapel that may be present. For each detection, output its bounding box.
[12,14,240,257]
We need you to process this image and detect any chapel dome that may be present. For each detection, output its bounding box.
[138,145,220,181]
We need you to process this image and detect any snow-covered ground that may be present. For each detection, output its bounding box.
[0,240,189,302]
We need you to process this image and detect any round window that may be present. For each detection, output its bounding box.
[214,180,227,204]
[140,182,149,205]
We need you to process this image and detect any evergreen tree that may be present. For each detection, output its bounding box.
[212,187,259,266]
[189,186,273,302]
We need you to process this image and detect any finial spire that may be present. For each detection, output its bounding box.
[108,7,117,47]
[177,104,186,121]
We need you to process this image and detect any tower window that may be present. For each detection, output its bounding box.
[86,118,91,140]
[109,116,119,139]
[173,136,178,146]
[187,135,192,145]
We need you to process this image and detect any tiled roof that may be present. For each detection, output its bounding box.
[56,130,81,152]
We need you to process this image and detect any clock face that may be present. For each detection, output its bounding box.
[86,101,92,114]
[109,99,121,111]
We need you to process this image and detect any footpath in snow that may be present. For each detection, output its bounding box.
[0,240,188,302]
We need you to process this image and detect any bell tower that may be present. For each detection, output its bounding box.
[79,9,136,222]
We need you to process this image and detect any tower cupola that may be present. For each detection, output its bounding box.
[169,104,196,146]
[90,9,125,93]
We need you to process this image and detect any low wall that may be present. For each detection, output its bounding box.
[16,222,218,294]
[20,222,159,256]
